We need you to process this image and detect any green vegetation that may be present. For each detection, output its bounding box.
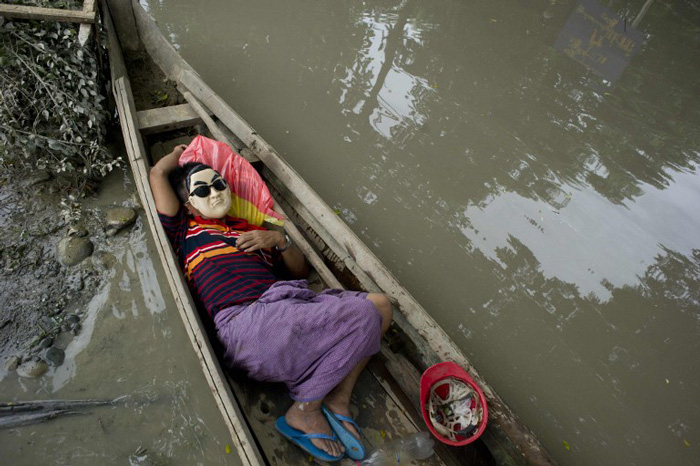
[0,14,121,194]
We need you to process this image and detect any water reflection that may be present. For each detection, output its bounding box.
[337,6,434,141]
[462,167,700,300]
[327,3,700,464]
[144,0,700,464]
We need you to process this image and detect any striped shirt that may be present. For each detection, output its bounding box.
[158,208,278,317]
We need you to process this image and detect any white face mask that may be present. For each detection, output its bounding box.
[186,168,232,219]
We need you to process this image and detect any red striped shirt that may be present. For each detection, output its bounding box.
[159,209,278,317]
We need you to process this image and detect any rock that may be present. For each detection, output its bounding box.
[92,250,117,270]
[44,347,65,367]
[57,236,94,266]
[105,207,137,234]
[39,336,54,348]
[5,356,21,371]
[16,360,48,378]
[68,223,89,237]
[64,314,80,325]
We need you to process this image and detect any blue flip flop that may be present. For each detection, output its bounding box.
[321,405,365,460]
[274,416,344,462]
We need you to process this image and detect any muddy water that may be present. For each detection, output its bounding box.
[144,0,700,464]
[0,169,241,465]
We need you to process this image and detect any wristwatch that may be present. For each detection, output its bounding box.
[276,232,292,252]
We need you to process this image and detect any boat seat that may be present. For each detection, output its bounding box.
[136,103,212,135]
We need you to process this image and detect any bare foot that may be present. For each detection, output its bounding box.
[285,401,345,457]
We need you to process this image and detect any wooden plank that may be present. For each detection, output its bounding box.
[0,3,95,22]
[104,4,263,465]
[227,364,448,466]
[129,0,189,80]
[77,24,92,47]
[180,90,262,165]
[83,0,96,15]
[136,103,207,135]
[272,201,342,289]
[78,0,95,46]
[106,0,140,51]
[180,92,232,146]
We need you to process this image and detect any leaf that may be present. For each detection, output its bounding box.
[563,440,570,451]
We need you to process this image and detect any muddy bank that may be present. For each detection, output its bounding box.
[0,151,239,465]
[0,133,140,379]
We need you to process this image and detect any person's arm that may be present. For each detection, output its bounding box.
[236,229,310,279]
[149,144,188,216]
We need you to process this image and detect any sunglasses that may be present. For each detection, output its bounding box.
[188,178,228,198]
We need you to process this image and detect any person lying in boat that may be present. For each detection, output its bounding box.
[149,141,392,462]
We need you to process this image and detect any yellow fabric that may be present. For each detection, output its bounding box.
[228,193,284,227]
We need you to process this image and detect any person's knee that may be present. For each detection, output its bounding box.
[367,293,392,332]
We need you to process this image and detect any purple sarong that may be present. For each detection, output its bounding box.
[214,280,382,401]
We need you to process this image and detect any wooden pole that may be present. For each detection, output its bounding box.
[78,0,96,47]
[0,3,95,22]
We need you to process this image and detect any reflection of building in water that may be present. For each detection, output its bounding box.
[337,10,435,143]
[554,0,646,81]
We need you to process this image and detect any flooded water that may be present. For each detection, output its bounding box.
[0,169,241,465]
[143,0,700,464]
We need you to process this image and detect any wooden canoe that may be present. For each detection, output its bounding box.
[103,1,556,465]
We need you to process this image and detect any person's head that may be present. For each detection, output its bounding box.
[169,162,231,219]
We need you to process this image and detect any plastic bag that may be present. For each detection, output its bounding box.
[361,432,435,465]
[179,135,283,226]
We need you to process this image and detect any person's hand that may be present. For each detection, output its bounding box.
[172,144,188,158]
[236,230,285,252]
[154,143,189,174]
